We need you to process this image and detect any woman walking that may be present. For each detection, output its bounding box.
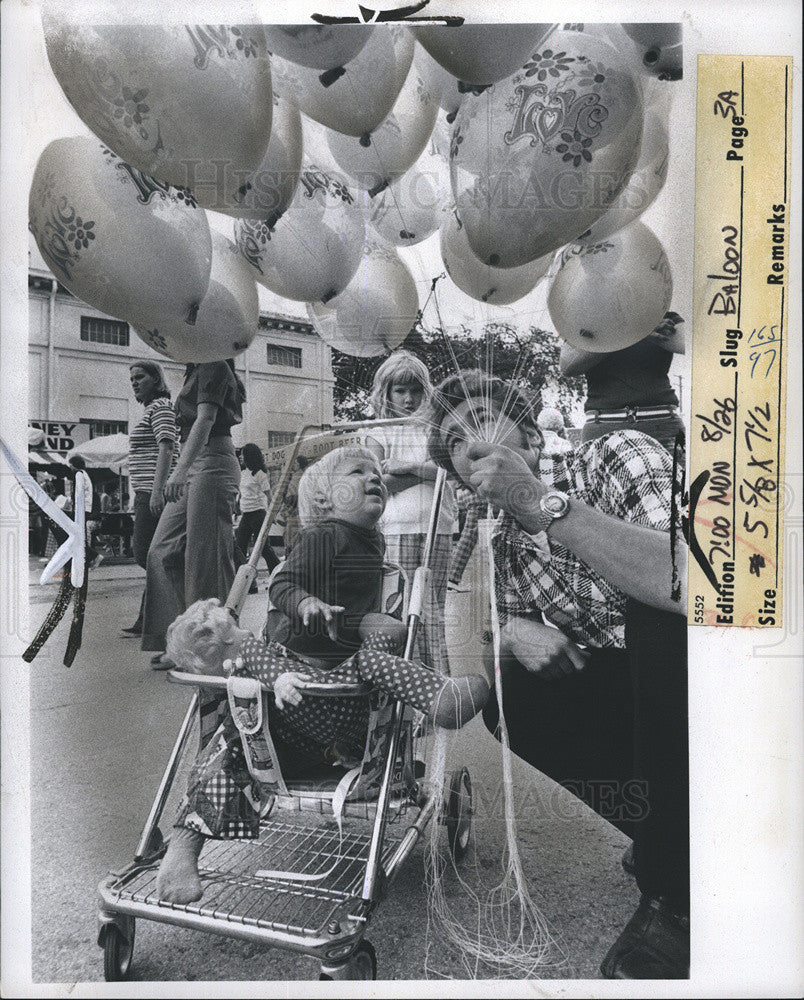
[142,360,244,668]
[366,351,455,675]
[122,361,178,635]
[235,442,279,586]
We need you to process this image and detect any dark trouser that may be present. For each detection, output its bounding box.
[129,490,161,626]
[483,601,689,914]
[234,508,279,571]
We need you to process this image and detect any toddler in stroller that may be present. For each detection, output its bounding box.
[156,446,489,904]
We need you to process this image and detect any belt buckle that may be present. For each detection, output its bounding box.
[625,406,638,423]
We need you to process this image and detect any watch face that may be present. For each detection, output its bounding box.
[543,493,569,517]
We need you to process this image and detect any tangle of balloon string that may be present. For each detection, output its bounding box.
[421,506,566,980]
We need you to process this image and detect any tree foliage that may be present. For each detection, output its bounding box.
[331,321,586,424]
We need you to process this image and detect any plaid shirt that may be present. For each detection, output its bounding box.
[493,430,674,649]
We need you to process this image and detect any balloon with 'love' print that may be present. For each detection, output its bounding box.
[132,230,258,362]
[548,220,673,353]
[263,24,373,71]
[29,135,211,326]
[234,160,365,303]
[42,10,274,217]
[411,23,553,87]
[450,30,644,268]
[307,242,419,357]
[440,208,551,305]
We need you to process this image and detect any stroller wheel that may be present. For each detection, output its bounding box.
[446,767,472,862]
[319,939,377,980]
[102,917,135,981]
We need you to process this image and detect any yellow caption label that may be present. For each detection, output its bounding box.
[689,56,791,627]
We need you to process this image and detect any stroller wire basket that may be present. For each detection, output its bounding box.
[97,421,473,982]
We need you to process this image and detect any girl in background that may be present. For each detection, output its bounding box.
[366,351,455,676]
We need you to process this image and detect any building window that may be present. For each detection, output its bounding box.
[82,419,129,439]
[80,316,130,346]
[266,431,296,449]
[266,343,302,368]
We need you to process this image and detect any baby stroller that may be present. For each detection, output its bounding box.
[97,421,473,981]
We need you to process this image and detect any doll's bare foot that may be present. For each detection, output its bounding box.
[156,827,205,904]
[431,675,489,729]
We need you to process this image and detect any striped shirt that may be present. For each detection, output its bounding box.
[493,430,676,649]
[128,397,178,492]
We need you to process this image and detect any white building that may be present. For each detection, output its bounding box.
[28,235,335,459]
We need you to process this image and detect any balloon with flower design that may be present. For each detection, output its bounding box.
[29,136,212,326]
[234,159,365,303]
[42,11,274,216]
[548,220,673,352]
[367,140,450,248]
[450,29,644,268]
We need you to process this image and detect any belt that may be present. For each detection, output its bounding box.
[586,405,679,423]
[179,431,232,444]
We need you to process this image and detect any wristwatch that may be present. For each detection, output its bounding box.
[531,490,571,534]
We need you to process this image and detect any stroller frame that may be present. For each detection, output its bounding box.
[97,420,473,981]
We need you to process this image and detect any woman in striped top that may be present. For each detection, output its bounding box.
[122,361,178,635]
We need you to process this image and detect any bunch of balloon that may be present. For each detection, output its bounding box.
[547,220,673,353]
[234,159,365,304]
[450,28,644,268]
[263,24,374,71]
[367,143,450,248]
[29,136,212,326]
[270,26,412,138]
[130,230,259,362]
[440,209,551,305]
[42,10,274,217]
[327,55,439,196]
[215,89,303,224]
[579,102,670,244]
[411,23,553,86]
[307,241,420,357]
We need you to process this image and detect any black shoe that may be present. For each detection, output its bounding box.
[121,620,143,636]
[601,895,690,979]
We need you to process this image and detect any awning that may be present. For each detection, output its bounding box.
[65,433,130,473]
[28,449,68,466]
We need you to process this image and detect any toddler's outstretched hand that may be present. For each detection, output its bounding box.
[298,597,345,641]
[274,671,312,710]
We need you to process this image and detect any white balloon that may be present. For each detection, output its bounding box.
[441,209,551,305]
[579,105,669,243]
[451,30,644,267]
[367,145,449,247]
[307,242,419,357]
[327,57,439,195]
[547,220,673,353]
[413,41,463,120]
[234,159,365,303]
[29,136,212,325]
[263,24,373,70]
[132,230,259,362]
[412,23,553,86]
[271,27,413,138]
[622,24,683,82]
[230,90,303,223]
[42,12,274,215]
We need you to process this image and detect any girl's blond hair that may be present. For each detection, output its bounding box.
[369,350,432,418]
